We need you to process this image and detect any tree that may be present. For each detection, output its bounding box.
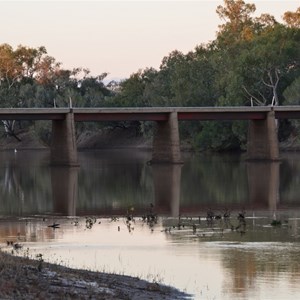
[159,47,218,107]
[283,7,300,28]
[214,1,300,107]
[213,0,259,106]
[0,44,63,107]
[241,24,300,106]
[79,73,112,107]
[216,0,256,45]
[283,76,300,105]
[113,70,151,107]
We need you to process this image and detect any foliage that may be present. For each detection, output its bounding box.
[283,7,300,28]
[283,76,300,105]
[193,121,246,151]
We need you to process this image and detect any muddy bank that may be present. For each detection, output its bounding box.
[0,251,191,299]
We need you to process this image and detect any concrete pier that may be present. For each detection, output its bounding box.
[247,110,279,161]
[50,113,79,166]
[151,112,183,164]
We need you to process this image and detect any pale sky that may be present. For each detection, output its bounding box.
[0,1,299,81]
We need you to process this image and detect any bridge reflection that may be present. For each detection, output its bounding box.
[51,161,287,217]
[51,167,78,216]
[247,161,280,211]
[152,164,182,217]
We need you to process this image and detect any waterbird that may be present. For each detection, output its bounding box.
[13,243,22,250]
[206,209,214,221]
[192,224,197,234]
[238,211,246,223]
[48,222,60,229]
[223,210,230,219]
[271,219,281,226]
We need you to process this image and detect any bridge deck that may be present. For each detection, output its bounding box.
[0,106,300,121]
[73,107,271,121]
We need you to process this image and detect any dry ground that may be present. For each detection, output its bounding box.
[0,251,190,300]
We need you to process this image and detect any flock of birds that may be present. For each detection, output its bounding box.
[4,204,285,252]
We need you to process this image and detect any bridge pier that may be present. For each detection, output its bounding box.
[247,110,279,161]
[51,112,79,166]
[151,112,182,164]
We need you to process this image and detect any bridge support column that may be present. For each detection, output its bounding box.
[51,112,79,166]
[247,110,279,161]
[151,112,182,164]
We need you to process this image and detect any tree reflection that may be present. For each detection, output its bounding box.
[0,150,51,215]
[0,151,300,217]
[222,244,300,297]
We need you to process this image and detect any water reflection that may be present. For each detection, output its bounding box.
[51,166,78,216]
[1,149,300,299]
[221,245,300,299]
[247,161,280,211]
[0,150,300,216]
[1,215,300,299]
[0,150,51,215]
[152,164,182,217]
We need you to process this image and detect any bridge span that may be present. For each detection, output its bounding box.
[1,106,300,165]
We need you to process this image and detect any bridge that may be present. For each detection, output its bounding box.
[1,106,300,165]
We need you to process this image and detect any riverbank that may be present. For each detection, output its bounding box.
[0,251,190,299]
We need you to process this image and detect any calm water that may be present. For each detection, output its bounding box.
[1,149,300,299]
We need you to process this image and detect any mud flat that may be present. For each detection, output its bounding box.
[0,251,191,300]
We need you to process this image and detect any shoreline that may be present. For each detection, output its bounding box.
[0,251,191,299]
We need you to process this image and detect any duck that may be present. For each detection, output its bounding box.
[48,222,60,229]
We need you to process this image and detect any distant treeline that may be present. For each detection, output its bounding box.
[0,1,299,151]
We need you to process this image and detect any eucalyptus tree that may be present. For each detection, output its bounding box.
[112,69,157,107]
[79,72,113,107]
[0,44,52,139]
[283,7,300,29]
[239,23,300,107]
[214,1,300,107]
[283,77,300,105]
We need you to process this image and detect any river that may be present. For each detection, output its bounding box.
[0,149,300,299]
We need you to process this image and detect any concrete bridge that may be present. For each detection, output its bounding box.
[1,106,300,165]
